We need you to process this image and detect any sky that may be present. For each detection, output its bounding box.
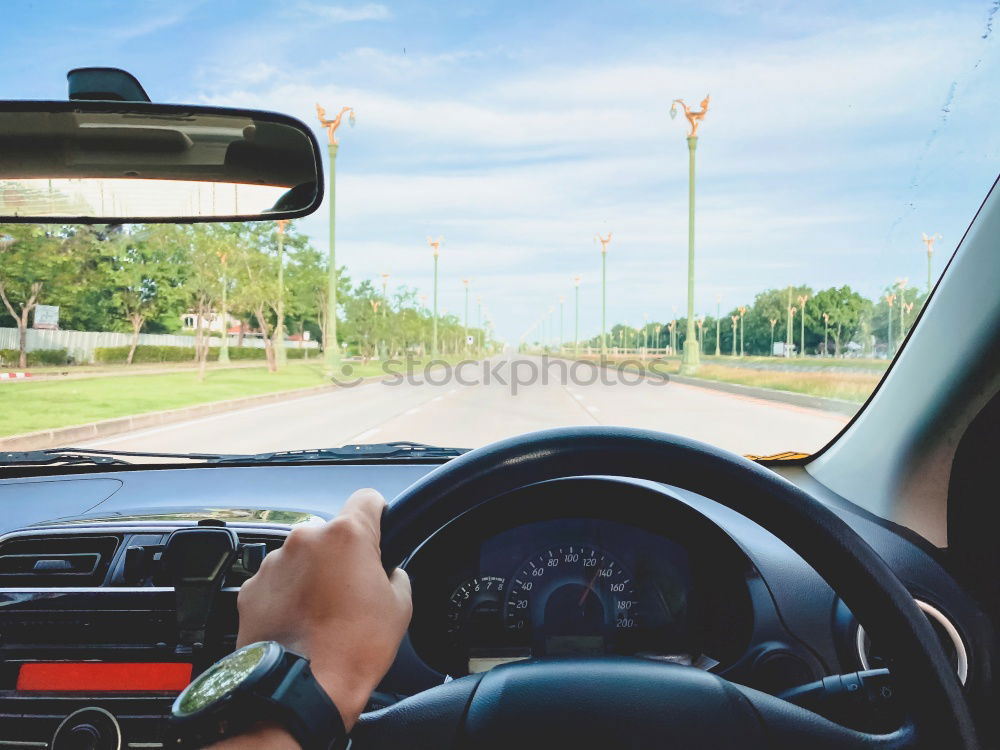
[2,0,999,342]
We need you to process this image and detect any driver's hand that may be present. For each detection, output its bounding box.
[235,488,412,731]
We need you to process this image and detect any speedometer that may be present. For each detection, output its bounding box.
[503,544,639,656]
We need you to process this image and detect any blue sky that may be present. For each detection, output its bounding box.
[2,0,999,341]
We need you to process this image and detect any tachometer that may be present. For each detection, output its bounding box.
[446,575,507,645]
[503,545,638,656]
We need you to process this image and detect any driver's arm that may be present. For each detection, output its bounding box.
[208,488,412,748]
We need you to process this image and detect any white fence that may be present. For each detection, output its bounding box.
[0,327,318,364]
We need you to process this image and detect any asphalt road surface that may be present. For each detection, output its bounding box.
[80,354,851,457]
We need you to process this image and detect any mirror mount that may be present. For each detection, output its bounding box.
[67,67,151,103]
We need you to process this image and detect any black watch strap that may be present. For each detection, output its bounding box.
[269,653,348,750]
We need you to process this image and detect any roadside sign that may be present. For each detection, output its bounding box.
[33,305,59,329]
[466,335,474,345]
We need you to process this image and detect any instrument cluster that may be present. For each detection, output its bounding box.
[407,478,755,677]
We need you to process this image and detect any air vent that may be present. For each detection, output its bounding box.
[857,599,968,684]
[225,532,285,586]
[0,535,120,587]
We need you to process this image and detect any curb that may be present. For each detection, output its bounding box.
[663,372,859,416]
[558,356,860,416]
[0,375,387,451]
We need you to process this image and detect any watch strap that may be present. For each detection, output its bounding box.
[269,653,348,750]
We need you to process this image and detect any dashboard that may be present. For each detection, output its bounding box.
[0,462,992,747]
[407,479,753,679]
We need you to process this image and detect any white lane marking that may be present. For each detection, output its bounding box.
[573,393,584,401]
[404,407,421,416]
[448,389,458,396]
[80,385,380,447]
[432,396,444,402]
[352,427,381,442]
[586,405,600,413]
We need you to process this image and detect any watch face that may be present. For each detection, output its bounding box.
[174,641,275,717]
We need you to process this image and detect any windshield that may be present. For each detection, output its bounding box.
[1,2,998,460]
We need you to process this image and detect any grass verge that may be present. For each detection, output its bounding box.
[0,359,410,438]
[572,355,881,403]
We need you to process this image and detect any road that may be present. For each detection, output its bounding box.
[80,354,851,457]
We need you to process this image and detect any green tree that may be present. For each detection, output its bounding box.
[0,224,74,367]
[811,286,869,356]
[111,225,188,364]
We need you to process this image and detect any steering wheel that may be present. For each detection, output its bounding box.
[355,427,977,749]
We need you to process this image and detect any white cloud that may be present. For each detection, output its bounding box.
[194,5,995,338]
[299,3,393,23]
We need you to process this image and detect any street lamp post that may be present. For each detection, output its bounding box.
[670,94,710,374]
[797,294,808,358]
[671,306,678,356]
[316,104,355,377]
[573,275,581,356]
[789,306,798,356]
[462,279,470,353]
[642,312,649,358]
[597,233,612,356]
[730,315,738,357]
[427,237,443,356]
[559,296,565,353]
[654,324,662,354]
[380,271,390,358]
[696,316,705,354]
[897,278,909,343]
[785,287,793,357]
[738,306,747,357]
[921,232,941,295]
[769,318,777,356]
[714,294,721,356]
[822,312,830,356]
[885,292,896,354]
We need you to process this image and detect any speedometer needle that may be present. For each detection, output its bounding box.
[578,567,603,607]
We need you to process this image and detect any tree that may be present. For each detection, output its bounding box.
[0,224,71,367]
[110,225,187,364]
[182,225,226,380]
[811,286,868,356]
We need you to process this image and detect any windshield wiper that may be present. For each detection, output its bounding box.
[208,441,469,464]
[0,442,467,468]
[0,447,233,467]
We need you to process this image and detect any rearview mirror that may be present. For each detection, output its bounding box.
[0,101,324,223]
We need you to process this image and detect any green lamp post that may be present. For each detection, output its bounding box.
[714,294,721,357]
[559,295,565,352]
[922,232,941,295]
[428,236,443,356]
[476,295,483,355]
[670,95,710,374]
[797,294,808,358]
[462,278,470,353]
[573,275,581,356]
[315,104,355,377]
[596,233,611,356]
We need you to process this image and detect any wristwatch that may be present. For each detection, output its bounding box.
[169,641,349,749]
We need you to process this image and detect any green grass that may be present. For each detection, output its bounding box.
[0,356,470,438]
[568,354,881,403]
[0,363,328,437]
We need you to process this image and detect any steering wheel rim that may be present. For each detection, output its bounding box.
[372,426,976,749]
